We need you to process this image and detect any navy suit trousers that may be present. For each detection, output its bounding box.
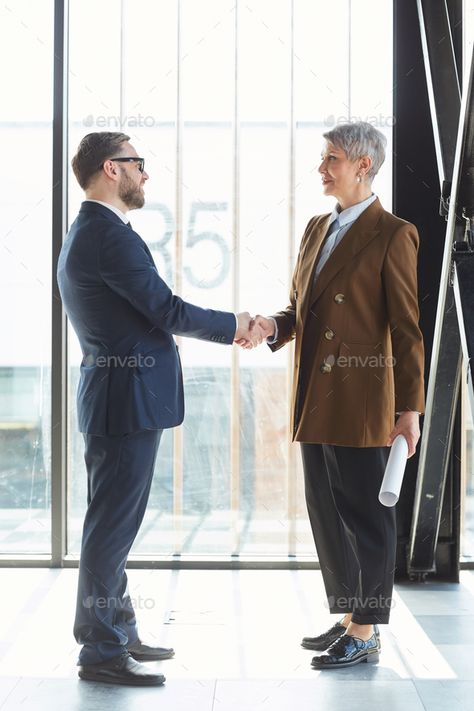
[74,428,162,664]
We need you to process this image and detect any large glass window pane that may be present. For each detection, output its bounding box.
[66,0,393,559]
[67,0,123,552]
[0,1,53,553]
[238,0,295,555]
[176,0,235,554]
[67,0,179,552]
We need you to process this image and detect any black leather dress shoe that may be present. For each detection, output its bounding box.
[301,622,347,651]
[78,652,166,686]
[302,623,380,651]
[128,639,175,661]
[311,633,379,669]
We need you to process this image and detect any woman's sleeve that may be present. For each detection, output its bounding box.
[268,216,317,352]
[382,223,425,413]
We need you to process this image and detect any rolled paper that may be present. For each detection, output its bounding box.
[379,434,409,507]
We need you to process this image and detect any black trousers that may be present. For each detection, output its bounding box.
[74,428,162,665]
[300,443,396,625]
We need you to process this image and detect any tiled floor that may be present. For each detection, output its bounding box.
[0,568,473,709]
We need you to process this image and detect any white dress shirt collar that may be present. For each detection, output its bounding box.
[85,199,129,225]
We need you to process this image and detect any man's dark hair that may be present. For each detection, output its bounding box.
[71,131,130,190]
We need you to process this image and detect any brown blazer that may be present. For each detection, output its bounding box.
[270,198,425,447]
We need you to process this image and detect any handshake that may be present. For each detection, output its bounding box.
[234,312,275,349]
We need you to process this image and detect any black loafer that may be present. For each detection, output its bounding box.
[78,652,166,686]
[302,623,380,651]
[128,639,175,661]
[311,633,379,669]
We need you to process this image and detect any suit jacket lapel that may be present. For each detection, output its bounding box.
[309,198,383,308]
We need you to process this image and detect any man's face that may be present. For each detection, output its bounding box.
[115,142,149,209]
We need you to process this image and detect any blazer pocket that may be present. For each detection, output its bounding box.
[338,341,387,389]
[338,341,386,374]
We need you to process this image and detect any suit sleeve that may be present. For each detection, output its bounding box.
[268,216,318,352]
[99,224,236,344]
[382,223,425,413]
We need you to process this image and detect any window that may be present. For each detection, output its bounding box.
[66,0,393,558]
[0,0,53,554]
[0,0,394,559]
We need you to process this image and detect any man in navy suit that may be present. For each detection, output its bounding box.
[57,132,254,686]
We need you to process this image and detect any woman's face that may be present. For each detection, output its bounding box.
[318,141,365,205]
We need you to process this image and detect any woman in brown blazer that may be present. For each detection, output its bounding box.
[240,121,425,669]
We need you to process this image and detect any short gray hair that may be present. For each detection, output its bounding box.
[322,121,386,181]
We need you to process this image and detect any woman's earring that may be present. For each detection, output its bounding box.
[356,174,362,183]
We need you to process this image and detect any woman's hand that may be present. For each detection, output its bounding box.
[235,315,275,349]
[387,411,420,458]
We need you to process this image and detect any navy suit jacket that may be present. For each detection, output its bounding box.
[57,201,236,435]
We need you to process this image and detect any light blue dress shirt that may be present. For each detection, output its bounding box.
[312,193,377,285]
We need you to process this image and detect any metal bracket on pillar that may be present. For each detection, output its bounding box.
[453,248,474,420]
[452,46,474,426]
[416,0,460,199]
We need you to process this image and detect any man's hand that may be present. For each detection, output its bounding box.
[387,411,420,458]
[235,312,253,341]
[235,314,275,349]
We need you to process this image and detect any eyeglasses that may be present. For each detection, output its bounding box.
[107,157,145,173]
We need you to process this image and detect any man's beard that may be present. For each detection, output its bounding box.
[119,173,145,209]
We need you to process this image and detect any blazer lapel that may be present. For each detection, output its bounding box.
[298,214,332,325]
[309,198,383,307]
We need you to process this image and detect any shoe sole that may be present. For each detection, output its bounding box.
[312,652,380,670]
[78,671,166,686]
